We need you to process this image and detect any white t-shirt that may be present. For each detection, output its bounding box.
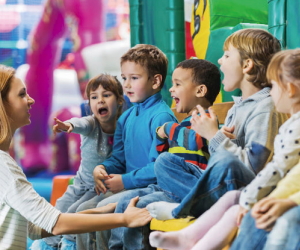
[0,150,61,250]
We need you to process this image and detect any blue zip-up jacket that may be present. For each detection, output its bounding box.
[102,92,177,189]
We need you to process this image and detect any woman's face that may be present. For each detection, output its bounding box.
[5,77,35,131]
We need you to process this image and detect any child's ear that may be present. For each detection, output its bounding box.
[196,84,207,97]
[152,74,162,90]
[287,82,297,97]
[242,59,254,74]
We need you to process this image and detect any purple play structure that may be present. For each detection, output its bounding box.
[19,0,106,174]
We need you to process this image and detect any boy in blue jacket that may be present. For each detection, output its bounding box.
[106,58,221,250]
[74,44,177,250]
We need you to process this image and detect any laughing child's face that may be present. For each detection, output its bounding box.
[170,67,201,115]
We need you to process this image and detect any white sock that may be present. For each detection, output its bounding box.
[149,231,193,250]
[146,201,180,220]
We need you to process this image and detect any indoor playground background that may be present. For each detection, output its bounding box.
[0,2,299,247]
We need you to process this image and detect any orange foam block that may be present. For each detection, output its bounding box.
[50,175,74,206]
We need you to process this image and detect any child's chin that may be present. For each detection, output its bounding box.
[176,107,185,114]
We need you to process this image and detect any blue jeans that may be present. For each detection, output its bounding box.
[112,149,255,250]
[167,149,256,218]
[155,152,204,203]
[230,211,267,250]
[231,206,300,250]
[75,191,121,250]
[263,206,300,250]
[108,185,174,250]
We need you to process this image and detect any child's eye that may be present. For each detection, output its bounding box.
[122,77,126,81]
[132,76,138,80]
[91,96,97,100]
[103,94,111,98]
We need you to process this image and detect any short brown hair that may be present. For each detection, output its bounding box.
[0,65,15,143]
[85,74,124,118]
[120,44,168,88]
[267,49,300,90]
[224,29,281,89]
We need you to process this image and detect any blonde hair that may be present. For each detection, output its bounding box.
[85,74,124,119]
[0,65,15,143]
[224,29,281,88]
[267,49,300,90]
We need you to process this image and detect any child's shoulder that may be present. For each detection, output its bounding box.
[241,96,275,119]
[253,93,274,110]
[238,88,274,114]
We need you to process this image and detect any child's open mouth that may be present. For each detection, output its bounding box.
[127,91,134,96]
[173,97,180,104]
[98,107,108,116]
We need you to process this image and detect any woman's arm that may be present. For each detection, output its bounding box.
[51,197,151,235]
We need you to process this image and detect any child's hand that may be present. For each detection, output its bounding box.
[236,205,248,226]
[53,117,73,136]
[104,174,124,193]
[157,124,168,139]
[220,126,236,139]
[251,197,268,220]
[93,165,110,195]
[123,197,152,228]
[252,197,297,231]
[190,105,219,140]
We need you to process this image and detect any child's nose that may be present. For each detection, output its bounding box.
[123,80,130,88]
[169,86,174,92]
[217,57,222,65]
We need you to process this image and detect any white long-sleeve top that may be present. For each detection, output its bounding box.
[0,150,61,250]
[239,111,300,209]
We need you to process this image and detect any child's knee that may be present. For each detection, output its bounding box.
[76,200,94,212]
[280,206,300,222]
[155,152,171,167]
[222,190,241,203]
[225,204,240,218]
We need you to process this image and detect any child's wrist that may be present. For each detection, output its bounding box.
[206,129,218,141]
[157,127,165,139]
[156,124,168,139]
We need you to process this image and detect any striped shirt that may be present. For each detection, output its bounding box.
[0,150,61,249]
[156,115,209,170]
